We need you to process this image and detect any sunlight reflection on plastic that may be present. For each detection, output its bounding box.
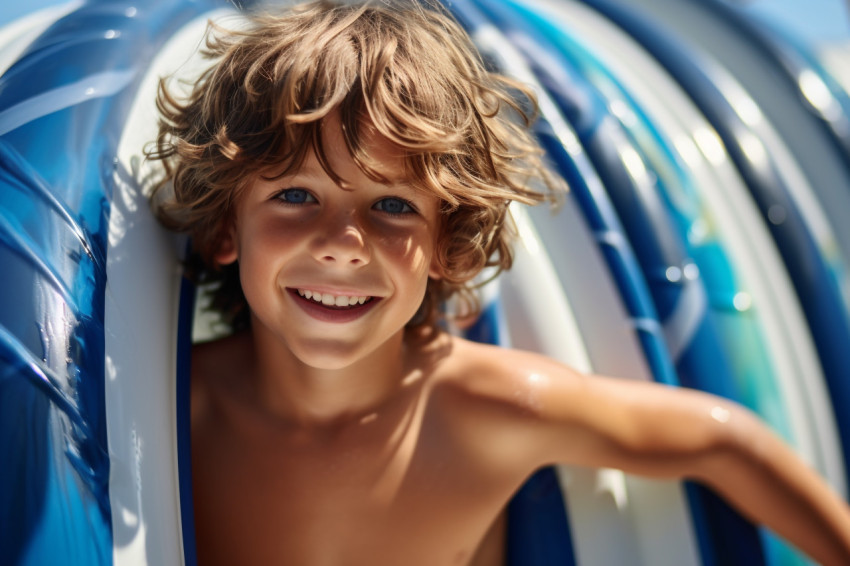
[798,69,842,120]
[666,266,682,282]
[691,126,727,166]
[683,263,699,280]
[740,132,769,165]
[733,292,753,312]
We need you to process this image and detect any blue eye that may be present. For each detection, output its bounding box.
[375,197,414,215]
[277,188,315,204]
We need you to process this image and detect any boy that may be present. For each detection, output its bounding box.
[148,0,850,564]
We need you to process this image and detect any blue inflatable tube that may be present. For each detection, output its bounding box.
[581,0,850,500]
[0,2,221,564]
[465,2,773,564]
[449,2,709,565]
[702,0,850,163]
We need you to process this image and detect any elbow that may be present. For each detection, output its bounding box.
[622,398,764,481]
[686,402,775,485]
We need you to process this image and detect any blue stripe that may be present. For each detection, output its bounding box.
[702,0,850,163]
[443,3,589,565]
[581,0,850,500]
[0,1,221,563]
[507,467,576,566]
[177,275,198,566]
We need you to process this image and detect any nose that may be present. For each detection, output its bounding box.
[310,211,371,267]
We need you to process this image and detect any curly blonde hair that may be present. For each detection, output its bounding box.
[148,0,563,331]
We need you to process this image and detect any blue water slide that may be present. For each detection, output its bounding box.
[618,0,850,326]
[448,1,705,564]
[582,0,850,504]
[0,1,221,564]
[483,0,742,397]
[471,1,788,564]
[445,4,577,564]
[495,3,822,564]
[522,0,849,500]
[513,0,791,439]
[704,0,850,163]
[447,0,676,389]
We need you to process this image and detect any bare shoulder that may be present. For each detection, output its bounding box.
[423,336,591,470]
[429,335,749,474]
[436,336,734,421]
[432,336,585,416]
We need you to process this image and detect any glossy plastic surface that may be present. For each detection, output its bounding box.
[0,2,219,564]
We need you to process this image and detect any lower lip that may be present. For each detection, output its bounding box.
[288,289,381,323]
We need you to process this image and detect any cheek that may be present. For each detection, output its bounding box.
[379,231,434,280]
[239,217,307,259]
[234,223,299,293]
[235,247,274,309]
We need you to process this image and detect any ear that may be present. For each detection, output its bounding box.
[213,227,238,266]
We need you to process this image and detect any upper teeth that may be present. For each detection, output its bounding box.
[297,289,371,307]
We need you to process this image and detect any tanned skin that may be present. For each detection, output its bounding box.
[189,115,850,566]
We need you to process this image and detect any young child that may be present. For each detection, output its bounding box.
[148,0,850,564]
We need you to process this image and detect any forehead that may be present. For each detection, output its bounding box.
[259,109,428,194]
[321,110,407,180]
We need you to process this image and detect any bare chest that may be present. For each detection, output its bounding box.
[191,411,516,566]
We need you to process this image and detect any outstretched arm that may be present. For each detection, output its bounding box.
[471,349,850,566]
[690,405,850,566]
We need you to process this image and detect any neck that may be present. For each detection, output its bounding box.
[247,323,415,428]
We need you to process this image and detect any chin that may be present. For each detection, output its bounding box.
[290,341,374,371]
[300,355,357,371]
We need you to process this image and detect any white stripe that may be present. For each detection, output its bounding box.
[0,1,83,79]
[0,68,137,136]
[106,9,236,566]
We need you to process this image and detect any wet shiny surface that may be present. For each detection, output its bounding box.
[0,1,215,563]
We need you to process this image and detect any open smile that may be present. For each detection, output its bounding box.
[288,288,381,323]
[295,288,374,308]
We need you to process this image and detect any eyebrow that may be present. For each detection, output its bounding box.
[261,163,323,183]
[262,152,425,197]
[285,163,418,190]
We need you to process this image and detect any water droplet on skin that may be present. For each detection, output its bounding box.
[710,406,731,423]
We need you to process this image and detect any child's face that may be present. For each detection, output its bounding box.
[215,114,443,370]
